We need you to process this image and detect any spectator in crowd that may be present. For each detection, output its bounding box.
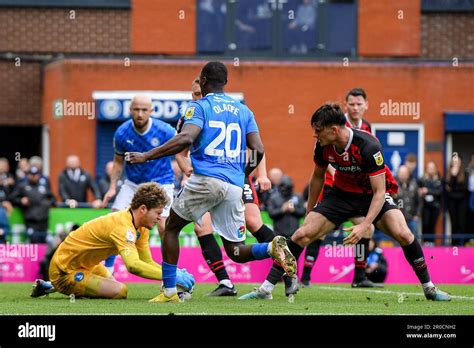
[0,158,15,196]
[405,153,418,179]
[234,0,272,50]
[197,0,226,53]
[15,158,29,182]
[266,175,305,237]
[0,205,9,243]
[396,165,420,240]
[10,166,55,243]
[260,167,284,209]
[39,224,79,281]
[28,156,51,188]
[365,238,388,284]
[59,155,102,208]
[445,154,469,245]
[467,153,474,233]
[268,167,283,187]
[0,158,15,243]
[287,0,317,54]
[419,161,442,236]
[98,161,123,204]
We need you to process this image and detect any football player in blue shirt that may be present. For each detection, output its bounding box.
[126,61,297,302]
[175,77,275,297]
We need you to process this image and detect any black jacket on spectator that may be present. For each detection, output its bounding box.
[59,168,101,203]
[98,176,123,203]
[396,177,420,221]
[445,170,468,239]
[0,172,15,203]
[10,179,55,231]
[419,174,442,234]
[419,175,442,209]
[267,177,305,237]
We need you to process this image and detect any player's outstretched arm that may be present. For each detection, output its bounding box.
[120,249,163,280]
[252,154,271,191]
[175,148,194,177]
[343,174,386,245]
[137,244,162,270]
[245,132,264,177]
[306,164,326,215]
[126,124,201,164]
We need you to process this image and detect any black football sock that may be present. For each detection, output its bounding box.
[252,224,275,243]
[402,238,431,284]
[302,239,322,282]
[353,237,370,283]
[266,261,286,285]
[287,238,304,260]
[198,234,230,283]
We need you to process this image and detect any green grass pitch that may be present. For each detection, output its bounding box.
[1,283,473,315]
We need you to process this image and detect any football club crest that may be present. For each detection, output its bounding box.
[185,107,195,119]
[237,225,246,238]
[373,151,384,166]
[74,272,84,282]
[126,229,136,243]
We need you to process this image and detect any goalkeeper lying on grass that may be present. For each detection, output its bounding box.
[31,183,194,302]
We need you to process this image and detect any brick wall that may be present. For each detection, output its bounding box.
[358,0,420,57]
[0,60,41,125]
[131,0,196,54]
[42,59,474,195]
[0,8,130,53]
[421,13,474,59]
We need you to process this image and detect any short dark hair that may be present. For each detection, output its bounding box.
[346,87,367,101]
[310,103,346,128]
[131,183,169,210]
[201,61,228,86]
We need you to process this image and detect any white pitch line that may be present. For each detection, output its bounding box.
[318,286,474,300]
[1,312,443,316]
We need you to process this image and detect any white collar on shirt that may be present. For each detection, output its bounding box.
[133,118,153,136]
[345,113,362,129]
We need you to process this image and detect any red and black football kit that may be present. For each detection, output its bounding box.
[318,116,371,202]
[243,176,259,205]
[345,114,372,133]
[312,128,399,227]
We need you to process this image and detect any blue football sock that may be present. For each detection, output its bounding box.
[251,243,270,260]
[104,254,116,268]
[162,262,177,289]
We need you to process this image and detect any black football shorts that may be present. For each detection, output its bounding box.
[312,187,398,227]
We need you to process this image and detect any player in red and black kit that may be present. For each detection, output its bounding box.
[248,103,450,301]
[301,88,379,288]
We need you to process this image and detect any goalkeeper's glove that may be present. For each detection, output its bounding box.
[176,268,195,293]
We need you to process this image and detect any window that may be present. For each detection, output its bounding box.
[197,0,357,57]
